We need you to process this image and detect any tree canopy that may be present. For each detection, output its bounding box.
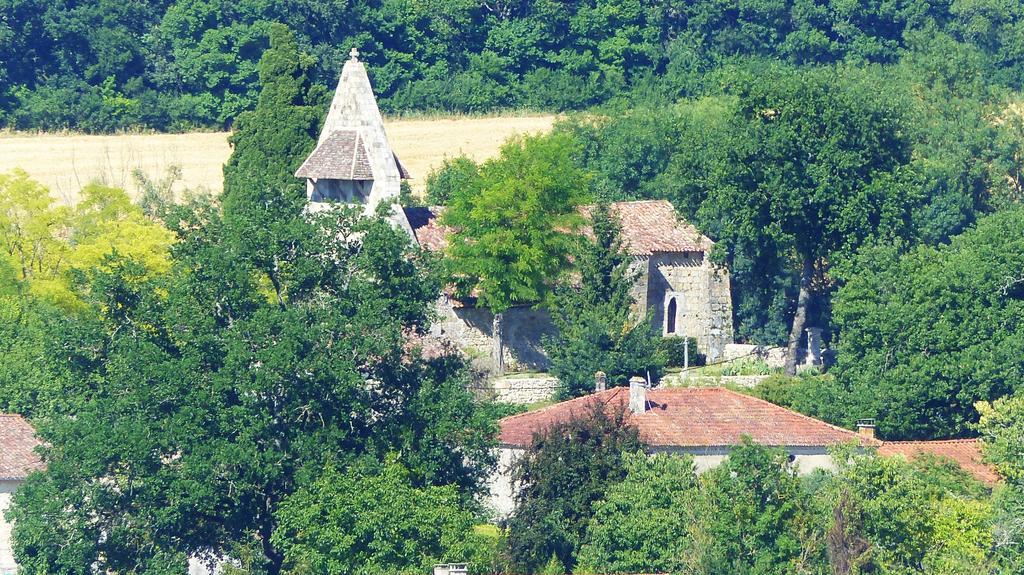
[3,0,1024,131]
[829,207,1024,440]
[442,133,590,314]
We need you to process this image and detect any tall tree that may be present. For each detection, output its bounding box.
[221,22,325,308]
[9,206,496,575]
[506,405,640,573]
[544,202,664,398]
[697,65,917,373]
[441,133,590,371]
[831,207,1024,439]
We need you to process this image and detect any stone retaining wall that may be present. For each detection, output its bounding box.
[661,373,770,388]
[490,374,560,404]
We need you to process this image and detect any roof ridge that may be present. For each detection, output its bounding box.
[498,387,626,424]
[711,387,878,445]
[882,438,980,445]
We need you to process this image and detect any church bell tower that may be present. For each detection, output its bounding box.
[295,48,412,233]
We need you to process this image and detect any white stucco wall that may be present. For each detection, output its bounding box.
[0,480,21,574]
[487,445,837,519]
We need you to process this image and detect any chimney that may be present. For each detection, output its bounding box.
[628,376,647,414]
[856,419,876,440]
[594,371,607,393]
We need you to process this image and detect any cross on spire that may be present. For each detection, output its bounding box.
[349,47,360,61]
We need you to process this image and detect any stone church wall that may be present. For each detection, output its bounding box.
[644,252,733,362]
[431,299,556,372]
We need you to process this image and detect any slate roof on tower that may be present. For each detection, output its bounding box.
[0,414,44,481]
[498,387,877,449]
[296,130,373,180]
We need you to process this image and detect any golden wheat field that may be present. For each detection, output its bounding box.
[0,115,556,202]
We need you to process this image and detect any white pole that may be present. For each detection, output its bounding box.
[683,337,689,373]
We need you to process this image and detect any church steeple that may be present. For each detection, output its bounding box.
[295,48,410,225]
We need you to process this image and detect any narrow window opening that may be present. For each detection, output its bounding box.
[666,297,677,335]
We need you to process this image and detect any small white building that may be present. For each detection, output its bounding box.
[0,414,43,574]
[488,383,879,518]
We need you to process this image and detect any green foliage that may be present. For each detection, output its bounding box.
[699,439,826,574]
[657,337,704,368]
[272,461,475,575]
[4,0,1024,131]
[0,170,175,309]
[823,446,996,574]
[576,452,701,574]
[545,202,664,398]
[426,156,481,206]
[831,208,1024,439]
[506,405,640,573]
[976,392,1024,572]
[442,133,590,313]
[221,24,325,308]
[747,374,845,424]
[8,192,495,575]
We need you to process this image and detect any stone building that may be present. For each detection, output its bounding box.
[406,200,734,371]
[298,52,734,374]
[295,47,413,235]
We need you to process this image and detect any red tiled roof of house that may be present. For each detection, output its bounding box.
[499,387,876,449]
[581,200,714,255]
[0,414,43,481]
[878,439,998,485]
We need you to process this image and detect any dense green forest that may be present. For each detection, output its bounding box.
[2,0,1024,131]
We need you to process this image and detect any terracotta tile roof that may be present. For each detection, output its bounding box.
[403,200,711,258]
[878,439,998,485]
[0,414,43,481]
[404,206,449,251]
[499,387,875,449]
[580,200,714,256]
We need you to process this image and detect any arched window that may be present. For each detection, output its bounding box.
[666,297,677,335]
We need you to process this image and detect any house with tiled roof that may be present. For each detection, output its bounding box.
[878,438,998,485]
[0,414,43,574]
[488,381,876,517]
[407,199,734,374]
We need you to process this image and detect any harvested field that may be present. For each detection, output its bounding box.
[0,115,556,202]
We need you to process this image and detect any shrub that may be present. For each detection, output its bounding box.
[657,336,704,368]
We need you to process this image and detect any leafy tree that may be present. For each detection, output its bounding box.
[823,446,995,574]
[544,202,663,398]
[976,392,1024,572]
[698,439,826,574]
[441,132,589,371]
[506,404,640,573]
[695,64,917,373]
[0,170,174,309]
[272,461,476,575]
[426,156,481,206]
[8,202,496,575]
[831,208,1024,439]
[576,452,701,574]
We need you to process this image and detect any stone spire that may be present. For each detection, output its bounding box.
[295,47,412,235]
